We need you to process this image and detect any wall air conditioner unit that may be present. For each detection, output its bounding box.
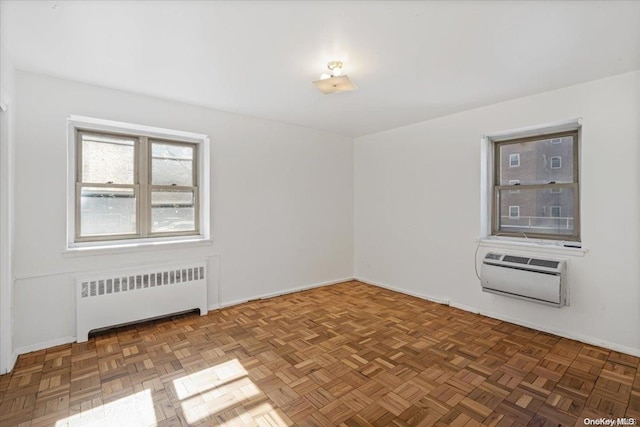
[481,253,567,307]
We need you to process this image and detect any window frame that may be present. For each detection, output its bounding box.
[508,179,520,193]
[147,138,200,238]
[491,129,580,241]
[508,153,520,168]
[550,156,562,169]
[67,116,210,249]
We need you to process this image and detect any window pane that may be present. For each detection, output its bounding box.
[498,187,575,237]
[82,134,135,184]
[151,142,194,186]
[80,187,136,236]
[151,190,195,233]
[499,136,574,185]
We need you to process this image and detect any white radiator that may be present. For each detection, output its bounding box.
[76,261,208,342]
[480,252,567,307]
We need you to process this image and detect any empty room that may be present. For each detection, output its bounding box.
[0,1,639,426]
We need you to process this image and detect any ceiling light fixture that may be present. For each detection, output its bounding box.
[312,60,358,94]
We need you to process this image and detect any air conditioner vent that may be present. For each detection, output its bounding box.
[529,259,560,269]
[503,255,530,265]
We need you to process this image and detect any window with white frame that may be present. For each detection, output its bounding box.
[550,156,562,169]
[509,153,520,167]
[492,129,579,241]
[69,117,209,246]
[508,179,520,193]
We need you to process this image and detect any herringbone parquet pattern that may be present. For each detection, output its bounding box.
[0,281,638,426]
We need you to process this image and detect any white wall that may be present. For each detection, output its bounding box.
[12,71,354,355]
[355,70,640,356]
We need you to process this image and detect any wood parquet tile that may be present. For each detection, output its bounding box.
[0,281,638,426]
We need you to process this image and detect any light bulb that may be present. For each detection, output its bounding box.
[332,67,342,76]
[320,73,331,80]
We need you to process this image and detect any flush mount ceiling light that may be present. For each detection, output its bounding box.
[312,60,358,94]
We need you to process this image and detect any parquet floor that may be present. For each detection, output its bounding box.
[0,281,638,426]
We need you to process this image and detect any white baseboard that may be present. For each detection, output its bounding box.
[9,278,354,372]
[356,276,640,358]
[214,277,354,310]
[355,276,451,306]
[11,336,76,370]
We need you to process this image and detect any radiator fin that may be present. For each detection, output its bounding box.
[80,266,206,299]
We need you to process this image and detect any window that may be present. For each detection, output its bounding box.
[551,138,563,145]
[492,130,579,241]
[68,116,210,246]
[509,153,520,167]
[508,179,520,193]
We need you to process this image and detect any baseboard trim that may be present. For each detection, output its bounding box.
[10,278,355,372]
[214,277,355,310]
[12,336,76,368]
[355,276,451,306]
[355,276,640,358]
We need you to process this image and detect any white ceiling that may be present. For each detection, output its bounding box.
[3,1,640,137]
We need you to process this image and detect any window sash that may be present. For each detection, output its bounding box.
[148,186,200,236]
[493,183,579,240]
[75,130,200,242]
[492,129,579,241]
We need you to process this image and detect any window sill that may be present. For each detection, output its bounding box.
[478,237,587,257]
[63,237,213,257]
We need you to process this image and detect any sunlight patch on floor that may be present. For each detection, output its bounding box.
[172,358,247,400]
[172,358,291,425]
[55,389,156,427]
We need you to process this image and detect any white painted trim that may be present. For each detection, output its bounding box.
[8,277,351,367]
[15,254,220,283]
[63,238,213,257]
[478,238,586,256]
[449,301,640,358]
[356,277,639,358]
[0,103,13,374]
[67,115,208,142]
[484,117,582,142]
[480,136,492,239]
[0,98,7,112]
[12,336,76,363]
[66,115,211,249]
[356,276,451,306]
[481,118,582,244]
[215,277,355,310]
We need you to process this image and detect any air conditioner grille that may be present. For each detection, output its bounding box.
[529,259,560,268]
[503,255,530,265]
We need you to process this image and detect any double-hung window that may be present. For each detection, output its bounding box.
[492,130,579,241]
[70,117,209,246]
